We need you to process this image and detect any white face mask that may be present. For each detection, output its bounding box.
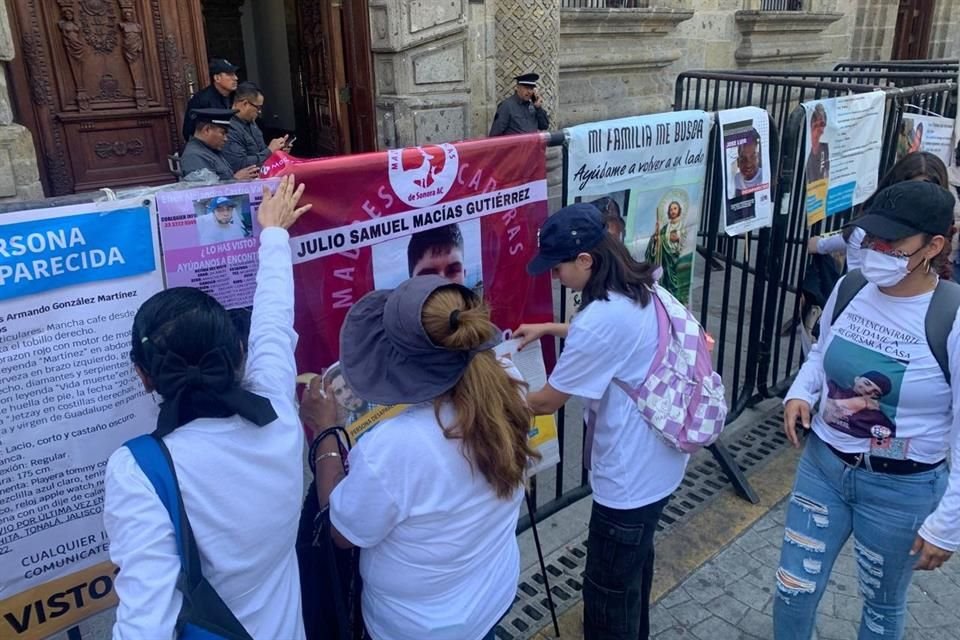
[860,249,911,288]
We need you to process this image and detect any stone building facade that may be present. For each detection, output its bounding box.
[0,0,958,203]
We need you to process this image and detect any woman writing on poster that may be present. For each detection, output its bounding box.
[514,203,690,640]
[778,180,960,640]
[300,275,538,640]
[103,176,312,639]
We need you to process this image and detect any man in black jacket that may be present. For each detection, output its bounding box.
[182,58,239,142]
[223,82,291,172]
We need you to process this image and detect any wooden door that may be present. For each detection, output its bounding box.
[294,0,375,157]
[7,0,207,196]
[892,0,935,60]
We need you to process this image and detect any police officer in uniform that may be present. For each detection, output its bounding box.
[180,108,259,182]
[182,58,240,141]
[489,73,549,137]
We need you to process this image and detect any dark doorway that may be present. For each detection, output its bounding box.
[892,0,936,60]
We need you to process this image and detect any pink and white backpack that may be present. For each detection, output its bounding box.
[616,285,728,454]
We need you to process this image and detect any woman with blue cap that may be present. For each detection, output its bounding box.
[300,275,539,640]
[514,202,691,640]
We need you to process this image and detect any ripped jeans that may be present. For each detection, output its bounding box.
[773,433,947,639]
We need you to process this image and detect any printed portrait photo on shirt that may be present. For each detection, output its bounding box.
[625,185,700,306]
[193,194,253,246]
[371,219,484,295]
[821,335,907,441]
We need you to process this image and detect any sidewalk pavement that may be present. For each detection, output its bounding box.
[649,500,960,639]
[535,442,960,639]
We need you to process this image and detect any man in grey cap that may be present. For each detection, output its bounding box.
[489,73,549,137]
[223,82,291,173]
[180,108,259,182]
[182,58,240,141]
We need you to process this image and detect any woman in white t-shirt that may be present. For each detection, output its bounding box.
[779,180,960,640]
[514,203,689,640]
[300,275,538,640]
[807,151,951,275]
[103,176,312,639]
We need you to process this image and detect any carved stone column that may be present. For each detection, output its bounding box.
[0,0,43,201]
[494,0,561,210]
[494,0,561,129]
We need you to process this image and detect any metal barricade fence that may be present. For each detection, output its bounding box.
[761,80,958,400]
[669,70,958,434]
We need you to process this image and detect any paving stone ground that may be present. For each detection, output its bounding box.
[649,500,960,639]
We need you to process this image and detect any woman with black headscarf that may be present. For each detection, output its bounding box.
[103,176,311,639]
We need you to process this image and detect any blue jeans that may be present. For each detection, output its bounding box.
[583,497,668,640]
[773,433,947,639]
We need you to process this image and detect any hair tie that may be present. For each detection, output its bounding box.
[449,309,461,331]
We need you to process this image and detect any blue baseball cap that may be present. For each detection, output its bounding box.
[207,196,236,212]
[527,203,607,275]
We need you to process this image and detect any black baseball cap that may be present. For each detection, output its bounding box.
[527,203,607,275]
[209,58,240,75]
[853,180,956,241]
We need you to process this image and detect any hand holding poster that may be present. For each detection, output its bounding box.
[565,111,711,305]
[803,92,885,226]
[156,180,279,310]
[718,107,773,235]
[0,200,163,639]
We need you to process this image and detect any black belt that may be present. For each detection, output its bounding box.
[824,441,944,475]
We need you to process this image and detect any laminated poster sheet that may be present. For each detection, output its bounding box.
[718,107,773,236]
[803,92,885,226]
[565,110,711,306]
[0,198,164,639]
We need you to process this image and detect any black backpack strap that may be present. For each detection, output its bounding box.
[926,279,960,385]
[830,269,868,325]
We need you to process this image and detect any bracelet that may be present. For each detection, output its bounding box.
[308,427,346,474]
[315,451,341,463]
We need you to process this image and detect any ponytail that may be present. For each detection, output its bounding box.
[421,288,539,498]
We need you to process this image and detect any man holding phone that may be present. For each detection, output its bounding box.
[223,82,294,173]
[489,72,550,136]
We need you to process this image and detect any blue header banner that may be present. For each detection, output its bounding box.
[0,206,156,301]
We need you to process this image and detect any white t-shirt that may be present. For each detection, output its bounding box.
[787,276,960,551]
[103,228,306,640]
[548,292,689,510]
[196,212,247,245]
[734,170,764,193]
[329,402,522,640]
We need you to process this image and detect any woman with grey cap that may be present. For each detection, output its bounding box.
[778,180,960,639]
[300,275,538,640]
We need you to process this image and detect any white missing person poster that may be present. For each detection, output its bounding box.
[0,199,163,639]
[803,91,886,226]
[718,107,773,235]
[895,112,956,166]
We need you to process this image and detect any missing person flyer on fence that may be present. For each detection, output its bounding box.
[156,180,279,310]
[0,198,164,639]
[803,92,885,226]
[718,107,772,235]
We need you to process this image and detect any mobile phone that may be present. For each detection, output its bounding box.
[287,136,297,147]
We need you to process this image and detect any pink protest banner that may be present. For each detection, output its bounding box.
[156,180,278,309]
